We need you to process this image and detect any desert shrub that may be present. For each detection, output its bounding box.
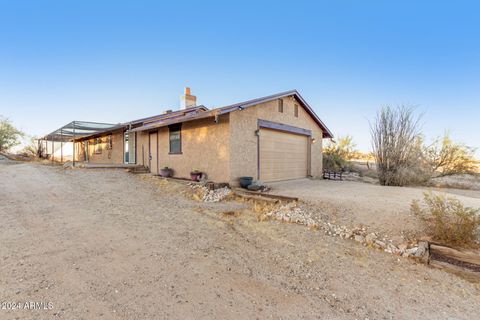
[370,106,479,186]
[370,106,425,186]
[411,192,480,245]
[323,135,357,171]
[424,133,479,177]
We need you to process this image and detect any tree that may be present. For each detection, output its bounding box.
[323,135,357,171]
[370,106,424,186]
[424,133,478,177]
[0,116,23,152]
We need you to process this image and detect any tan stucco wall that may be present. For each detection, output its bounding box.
[75,130,124,164]
[136,131,150,167]
[229,96,324,184]
[136,115,230,182]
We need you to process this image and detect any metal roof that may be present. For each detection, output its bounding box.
[42,121,123,142]
[43,91,333,141]
[131,90,334,138]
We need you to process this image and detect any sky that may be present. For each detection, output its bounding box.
[0,0,479,155]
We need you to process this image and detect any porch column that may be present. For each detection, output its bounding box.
[60,129,63,163]
[72,121,76,167]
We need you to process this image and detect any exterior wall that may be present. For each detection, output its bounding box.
[137,115,230,182]
[75,130,125,164]
[136,131,150,167]
[74,141,85,162]
[229,97,324,185]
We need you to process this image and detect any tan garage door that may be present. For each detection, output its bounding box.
[259,129,309,182]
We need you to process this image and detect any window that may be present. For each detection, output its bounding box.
[278,99,283,113]
[294,104,299,117]
[169,124,182,154]
[94,138,102,154]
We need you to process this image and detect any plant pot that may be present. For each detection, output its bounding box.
[239,176,253,189]
[160,168,172,178]
[190,172,202,181]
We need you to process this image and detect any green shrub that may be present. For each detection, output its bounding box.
[323,135,357,171]
[411,192,480,245]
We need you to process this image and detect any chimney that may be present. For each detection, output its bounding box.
[180,87,197,109]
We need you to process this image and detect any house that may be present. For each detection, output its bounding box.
[45,88,333,185]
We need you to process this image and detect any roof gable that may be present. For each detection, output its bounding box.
[130,90,333,138]
[216,90,333,138]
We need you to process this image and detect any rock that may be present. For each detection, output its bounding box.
[398,243,408,253]
[365,233,376,245]
[405,247,418,255]
[385,243,400,254]
[354,235,365,243]
[247,184,262,191]
[414,241,430,263]
[374,240,386,248]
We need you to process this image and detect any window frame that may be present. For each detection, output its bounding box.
[294,104,299,117]
[278,99,283,113]
[168,123,182,154]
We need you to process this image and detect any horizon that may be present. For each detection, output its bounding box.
[1,1,479,156]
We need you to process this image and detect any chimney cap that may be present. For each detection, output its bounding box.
[184,87,191,95]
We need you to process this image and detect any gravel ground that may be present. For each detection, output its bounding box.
[266,178,480,240]
[1,162,479,319]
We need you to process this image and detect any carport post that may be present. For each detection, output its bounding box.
[60,129,63,163]
[72,121,75,167]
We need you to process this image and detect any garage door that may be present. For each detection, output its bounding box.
[259,128,309,182]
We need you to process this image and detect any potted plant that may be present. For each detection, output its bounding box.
[239,176,253,189]
[160,166,172,178]
[190,169,202,181]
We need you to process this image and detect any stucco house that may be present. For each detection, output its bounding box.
[51,88,332,185]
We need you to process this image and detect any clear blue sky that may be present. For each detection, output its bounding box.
[0,0,479,155]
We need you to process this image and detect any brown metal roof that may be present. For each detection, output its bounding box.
[130,90,333,138]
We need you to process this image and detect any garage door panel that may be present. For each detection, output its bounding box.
[259,129,308,182]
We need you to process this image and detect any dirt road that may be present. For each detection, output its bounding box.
[1,162,479,319]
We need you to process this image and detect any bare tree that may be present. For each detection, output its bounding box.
[370,106,423,186]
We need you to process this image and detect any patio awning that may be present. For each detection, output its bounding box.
[42,121,122,142]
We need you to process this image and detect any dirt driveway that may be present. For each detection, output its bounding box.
[267,178,480,238]
[1,162,479,319]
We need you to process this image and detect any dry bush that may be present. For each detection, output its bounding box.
[370,106,425,186]
[411,192,480,245]
[424,133,479,177]
[370,106,479,187]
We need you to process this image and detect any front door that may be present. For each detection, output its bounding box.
[149,132,158,174]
